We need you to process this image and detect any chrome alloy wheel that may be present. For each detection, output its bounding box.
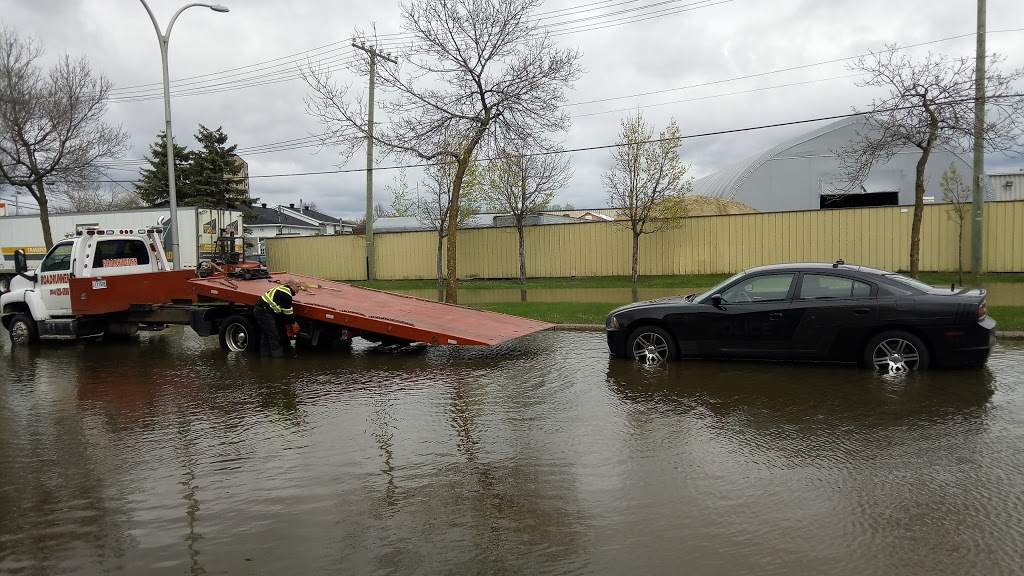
[872,337,921,374]
[10,320,31,345]
[224,323,250,352]
[632,331,670,364]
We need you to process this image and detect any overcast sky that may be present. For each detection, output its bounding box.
[2,0,1022,219]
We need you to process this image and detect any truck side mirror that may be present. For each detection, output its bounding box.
[14,249,28,275]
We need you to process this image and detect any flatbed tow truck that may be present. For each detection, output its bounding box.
[1,226,552,351]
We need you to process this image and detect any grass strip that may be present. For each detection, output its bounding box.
[473,302,1024,331]
[989,306,1024,331]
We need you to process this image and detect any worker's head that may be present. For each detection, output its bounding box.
[285,279,300,294]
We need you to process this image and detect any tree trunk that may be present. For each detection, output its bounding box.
[631,232,640,283]
[444,158,464,304]
[444,127,488,304]
[33,182,54,249]
[436,233,444,286]
[517,221,526,284]
[909,147,933,279]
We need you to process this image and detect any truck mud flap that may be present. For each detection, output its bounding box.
[189,307,217,337]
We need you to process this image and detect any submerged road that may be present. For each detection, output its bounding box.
[1,328,1023,575]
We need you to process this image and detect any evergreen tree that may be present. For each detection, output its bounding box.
[134,131,191,206]
[185,125,251,210]
[135,125,254,212]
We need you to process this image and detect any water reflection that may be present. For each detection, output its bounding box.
[1,331,1023,575]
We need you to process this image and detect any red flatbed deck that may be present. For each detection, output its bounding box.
[188,273,553,346]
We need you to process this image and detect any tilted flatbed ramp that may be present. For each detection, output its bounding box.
[188,273,553,346]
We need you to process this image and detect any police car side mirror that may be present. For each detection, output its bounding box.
[710,293,723,307]
[14,249,28,275]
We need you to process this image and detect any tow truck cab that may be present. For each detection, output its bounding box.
[1,227,172,341]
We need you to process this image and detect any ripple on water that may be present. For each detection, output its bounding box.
[1,329,1023,574]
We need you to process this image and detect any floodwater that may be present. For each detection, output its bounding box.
[2,329,1024,575]
[394,282,1024,306]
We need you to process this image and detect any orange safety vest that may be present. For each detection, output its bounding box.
[260,285,294,315]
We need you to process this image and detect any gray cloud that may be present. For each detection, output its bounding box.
[2,0,1021,219]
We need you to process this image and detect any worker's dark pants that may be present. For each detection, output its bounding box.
[253,302,284,358]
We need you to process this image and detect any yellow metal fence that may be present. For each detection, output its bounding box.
[266,201,1024,280]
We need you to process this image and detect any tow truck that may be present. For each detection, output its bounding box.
[1,226,552,350]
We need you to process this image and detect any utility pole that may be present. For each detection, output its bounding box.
[352,40,396,281]
[971,0,987,279]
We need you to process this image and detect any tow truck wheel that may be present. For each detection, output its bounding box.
[9,314,40,345]
[219,314,259,354]
[0,274,11,293]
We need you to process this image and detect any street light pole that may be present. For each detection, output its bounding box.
[139,0,229,270]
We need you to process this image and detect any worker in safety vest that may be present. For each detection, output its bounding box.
[254,279,300,357]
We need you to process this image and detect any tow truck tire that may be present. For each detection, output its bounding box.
[0,274,11,293]
[219,314,259,354]
[8,314,40,345]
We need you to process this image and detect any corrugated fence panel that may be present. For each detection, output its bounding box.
[266,235,367,280]
[267,201,1024,279]
[375,230,438,280]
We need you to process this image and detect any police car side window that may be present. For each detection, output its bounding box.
[721,274,794,303]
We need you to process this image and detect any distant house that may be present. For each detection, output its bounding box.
[244,204,321,256]
[374,212,584,232]
[278,203,354,235]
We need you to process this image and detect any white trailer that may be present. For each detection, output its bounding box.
[0,207,244,291]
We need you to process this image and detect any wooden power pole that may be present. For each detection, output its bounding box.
[352,40,396,281]
[971,0,987,278]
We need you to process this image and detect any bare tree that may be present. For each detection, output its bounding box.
[50,181,143,213]
[483,143,572,283]
[835,45,1024,278]
[416,160,482,285]
[385,167,415,217]
[0,27,129,248]
[940,162,972,286]
[302,0,582,303]
[605,112,692,283]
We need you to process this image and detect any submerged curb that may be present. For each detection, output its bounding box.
[551,324,1024,340]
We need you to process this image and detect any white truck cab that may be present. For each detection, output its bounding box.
[2,227,171,343]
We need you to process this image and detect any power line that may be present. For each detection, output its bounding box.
[100,28,1024,162]
[108,0,737,103]
[75,92,1024,184]
[571,74,861,118]
[109,0,720,95]
[568,28,1024,107]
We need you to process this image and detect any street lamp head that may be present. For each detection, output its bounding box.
[209,4,230,12]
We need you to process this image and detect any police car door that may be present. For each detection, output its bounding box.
[38,241,75,316]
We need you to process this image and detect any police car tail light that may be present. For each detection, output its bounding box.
[978,299,987,319]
